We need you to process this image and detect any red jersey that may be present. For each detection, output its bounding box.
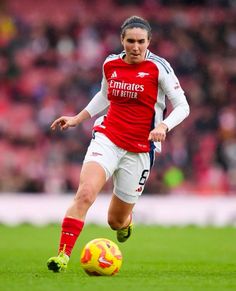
[89,50,188,153]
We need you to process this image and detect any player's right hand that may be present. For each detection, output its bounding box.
[50,116,77,131]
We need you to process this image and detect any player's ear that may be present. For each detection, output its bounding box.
[120,35,124,46]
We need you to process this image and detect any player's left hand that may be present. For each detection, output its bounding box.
[148,123,168,142]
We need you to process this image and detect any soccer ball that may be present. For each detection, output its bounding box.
[80,238,122,276]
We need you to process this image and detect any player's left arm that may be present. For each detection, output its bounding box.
[161,70,190,131]
[148,66,190,142]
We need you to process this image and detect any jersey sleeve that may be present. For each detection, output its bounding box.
[84,71,110,117]
[158,62,190,131]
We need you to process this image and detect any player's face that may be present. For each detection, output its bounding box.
[121,28,150,64]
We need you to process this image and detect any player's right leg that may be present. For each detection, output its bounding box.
[47,161,107,272]
[47,131,121,272]
[47,250,70,272]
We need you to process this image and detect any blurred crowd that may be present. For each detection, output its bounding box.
[0,0,236,195]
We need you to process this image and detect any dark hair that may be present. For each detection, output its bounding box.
[121,16,152,39]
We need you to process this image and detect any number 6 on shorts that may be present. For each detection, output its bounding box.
[138,169,149,186]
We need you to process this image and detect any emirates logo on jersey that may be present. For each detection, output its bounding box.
[109,80,144,92]
[109,80,144,99]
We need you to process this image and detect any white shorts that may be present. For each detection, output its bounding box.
[83,132,154,204]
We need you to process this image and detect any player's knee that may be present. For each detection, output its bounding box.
[74,184,96,208]
[107,216,125,230]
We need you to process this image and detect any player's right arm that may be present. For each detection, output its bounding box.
[51,72,109,131]
[50,109,91,131]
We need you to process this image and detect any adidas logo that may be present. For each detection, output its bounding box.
[111,71,117,78]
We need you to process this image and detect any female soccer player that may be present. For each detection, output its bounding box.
[47,15,190,272]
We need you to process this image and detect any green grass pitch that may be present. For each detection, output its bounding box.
[0,224,236,291]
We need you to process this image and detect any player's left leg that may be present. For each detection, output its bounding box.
[108,194,134,243]
[108,151,152,242]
